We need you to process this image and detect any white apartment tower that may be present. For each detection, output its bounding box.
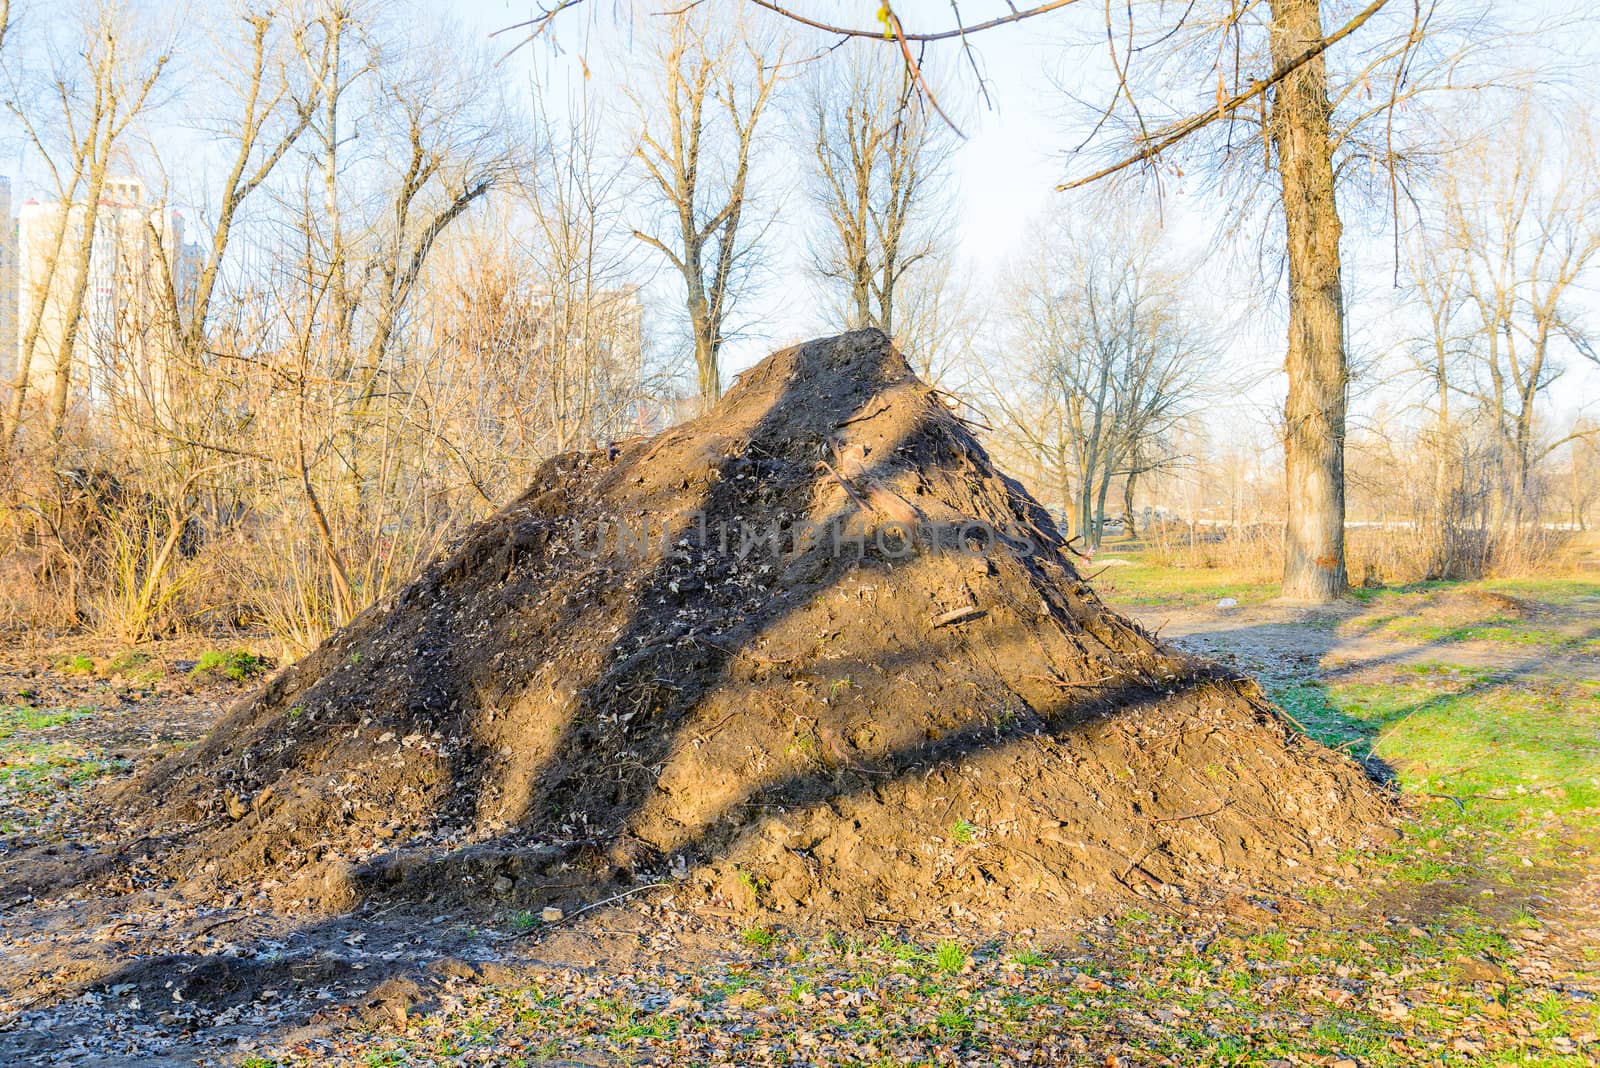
[14,175,183,417]
[0,178,17,386]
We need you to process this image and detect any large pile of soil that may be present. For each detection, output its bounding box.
[62,330,1391,923]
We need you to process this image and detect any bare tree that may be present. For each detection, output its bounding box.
[1553,420,1599,531]
[64,2,332,639]
[514,94,652,452]
[1442,106,1600,536]
[1400,219,1486,577]
[986,210,1212,547]
[892,254,981,390]
[410,91,654,506]
[161,6,515,637]
[803,48,950,335]
[723,0,1509,601]
[631,10,780,404]
[170,1,325,363]
[0,0,673,643]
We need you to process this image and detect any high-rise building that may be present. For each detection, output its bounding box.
[14,175,183,417]
[0,178,17,387]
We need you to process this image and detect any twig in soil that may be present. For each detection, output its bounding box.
[690,710,740,746]
[517,882,669,936]
[1133,801,1232,824]
[1109,868,1180,915]
[816,459,872,511]
[1118,843,1158,885]
[1273,705,1311,734]
[1023,674,1111,689]
[1422,791,1518,809]
[191,914,249,940]
[1062,534,1091,561]
[692,634,802,666]
[932,606,985,628]
[833,403,891,428]
[929,388,994,431]
[0,993,49,1029]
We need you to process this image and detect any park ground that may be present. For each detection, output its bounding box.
[1,556,1597,1066]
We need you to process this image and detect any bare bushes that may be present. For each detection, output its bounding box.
[1143,522,1284,582]
[0,3,665,651]
[1136,520,1577,591]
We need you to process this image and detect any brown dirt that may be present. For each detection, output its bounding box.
[2,330,1392,930]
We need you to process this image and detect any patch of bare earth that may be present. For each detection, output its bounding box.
[3,332,1403,1064]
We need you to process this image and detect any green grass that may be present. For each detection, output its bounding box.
[1380,616,1597,649]
[0,740,130,832]
[931,939,968,974]
[1091,559,1278,607]
[1,702,121,833]
[932,1002,974,1033]
[190,649,269,683]
[1478,577,1600,606]
[0,704,94,742]
[1097,549,1599,619]
[1345,579,1459,604]
[1274,669,1600,827]
[52,654,96,675]
[1104,564,1600,914]
[1340,577,1599,650]
[275,914,1600,1066]
[740,926,776,949]
[1102,559,1600,884]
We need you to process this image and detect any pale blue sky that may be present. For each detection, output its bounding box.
[458,0,1599,442]
[2,0,1594,441]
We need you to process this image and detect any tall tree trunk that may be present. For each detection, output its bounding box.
[1123,471,1138,538]
[688,281,720,404]
[1078,480,1096,549]
[1271,0,1349,602]
[1095,470,1113,544]
[1428,370,1457,578]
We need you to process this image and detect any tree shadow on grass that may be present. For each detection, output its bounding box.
[1151,609,1600,797]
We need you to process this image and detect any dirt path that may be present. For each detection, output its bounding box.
[1123,595,1600,686]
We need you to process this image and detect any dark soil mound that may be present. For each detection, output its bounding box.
[38,330,1391,923]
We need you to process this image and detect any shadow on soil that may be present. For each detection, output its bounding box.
[1,333,1266,1060]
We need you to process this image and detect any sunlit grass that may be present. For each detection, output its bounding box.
[1478,577,1600,606]
[0,704,95,742]
[1379,616,1597,649]
[1090,560,1279,606]
[1275,669,1600,823]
